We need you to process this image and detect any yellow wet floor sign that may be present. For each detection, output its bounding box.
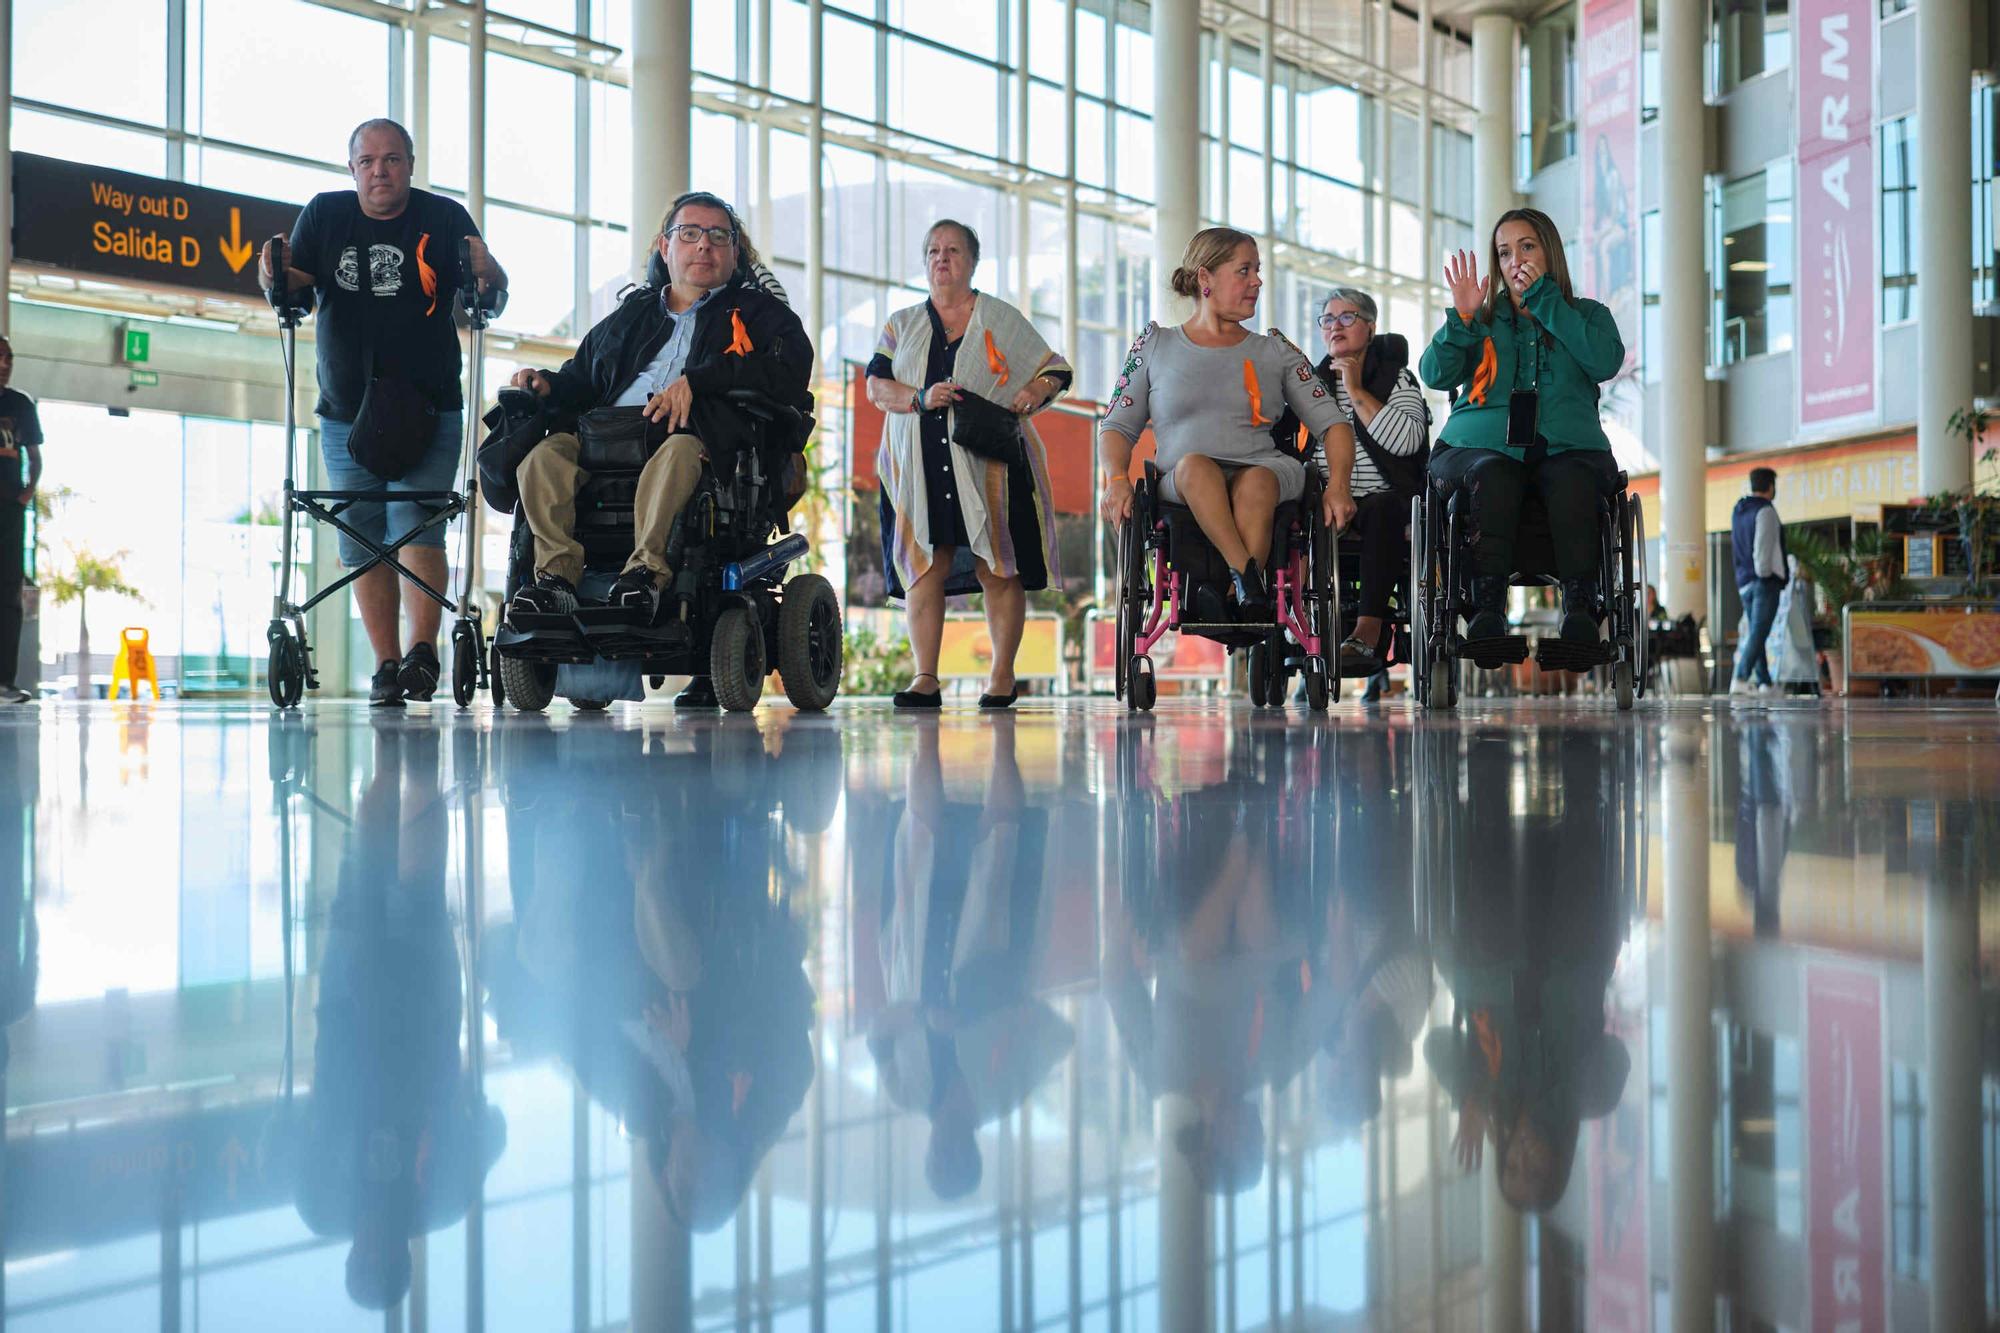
[110,626,159,700]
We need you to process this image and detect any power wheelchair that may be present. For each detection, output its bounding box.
[1407,455,1648,711]
[1111,451,1341,712]
[488,386,843,714]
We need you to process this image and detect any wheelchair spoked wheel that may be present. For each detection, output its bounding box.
[710,604,768,712]
[450,620,482,708]
[1625,493,1648,705]
[266,623,306,710]
[499,654,556,713]
[1113,513,1150,706]
[777,574,843,711]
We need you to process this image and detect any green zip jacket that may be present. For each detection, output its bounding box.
[1418,276,1624,461]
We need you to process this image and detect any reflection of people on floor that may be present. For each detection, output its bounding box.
[1424,733,1631,1213]
[1734,720,1796,935]
[295,727,505,1311]
[1104,742,1318,1195]
[486,729,815,1232]
[867,720,1067,1201]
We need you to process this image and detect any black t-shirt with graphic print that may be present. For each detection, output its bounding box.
[289,188,480,422]
[0,388,44,499]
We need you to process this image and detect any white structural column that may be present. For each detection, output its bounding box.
[1156,1094,1212,1328]
[468,0,488,227]
[1917,0,1974,494]
[1925,879,1983,1330]
[632,0,694,275]
[1152,0,1201,314]
[1480,1166,1525,1332]
[0,0,12,339]
[1656,0,1708,619]
[1664,722,1714,1333]
[1470,14,1516,237]
[411,26,431,190]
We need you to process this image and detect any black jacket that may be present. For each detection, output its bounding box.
[539,275,815,474]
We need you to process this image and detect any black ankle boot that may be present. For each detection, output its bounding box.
[1230,560,1270,620]
[1560,579,1602,644]
[1465,576,1509,640]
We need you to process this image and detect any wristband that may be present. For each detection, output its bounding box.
[911,390,923,414]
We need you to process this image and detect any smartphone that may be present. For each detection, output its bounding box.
[1506,389,1538,448]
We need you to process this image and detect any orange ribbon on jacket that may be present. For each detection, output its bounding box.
[416,233,439,316]
[984,330,1010,386]
[1471,1009,1503,1077]
[1243,360,1270,425]
[725,309,754,357]
[1466,337,1498,405]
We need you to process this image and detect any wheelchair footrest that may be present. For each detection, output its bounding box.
[495,620,594,665]
[1533,637,1615,673]
[576,607,692,658]
[1460,634,1530,668]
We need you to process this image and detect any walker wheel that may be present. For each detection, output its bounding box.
[266,629,305,710]
[451,622,480,708]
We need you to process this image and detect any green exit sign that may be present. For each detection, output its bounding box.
[122,328,150,363]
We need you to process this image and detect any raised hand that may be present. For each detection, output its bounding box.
[1445,249,1485,322]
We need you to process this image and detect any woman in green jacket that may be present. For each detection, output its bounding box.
[1420,208,1625,650]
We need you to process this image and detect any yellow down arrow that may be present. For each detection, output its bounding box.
[218,207,253,274]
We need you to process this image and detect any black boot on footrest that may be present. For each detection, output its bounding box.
[1558,578,1603,646]
[1464,576,1509,642]
[607,570,663,623]
[510,572,579,620]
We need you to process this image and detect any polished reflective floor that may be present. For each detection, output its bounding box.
[2,697,1996,1331]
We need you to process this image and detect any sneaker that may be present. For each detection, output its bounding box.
[674,676,719,709]
[369,660,406,707]
[609,570,663,621]
[0,683,32,704]
[510,572,580,619]
[398,642,441,702]
[1728,676,1757,697]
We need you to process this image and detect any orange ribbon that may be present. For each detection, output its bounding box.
[1467,337,1498,406]
[1243,360,1270,425]
[725,309,754,357]
[1471,1009,1503,1077]
[416,233,438,316]
[984,329,1010,386]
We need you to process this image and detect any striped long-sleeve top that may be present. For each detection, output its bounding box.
[1313,359,1431,497]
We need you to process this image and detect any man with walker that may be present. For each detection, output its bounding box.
[261,117,507,706]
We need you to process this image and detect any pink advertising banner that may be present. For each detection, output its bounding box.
[1796,0,1878,430]
[1579,0,1641,381]
[1804,963,1888,1333]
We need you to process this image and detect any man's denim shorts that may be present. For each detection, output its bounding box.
[316,412,464,567]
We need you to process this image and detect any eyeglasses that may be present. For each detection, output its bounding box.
[668,223,737,247]
[1316,312,1371,330]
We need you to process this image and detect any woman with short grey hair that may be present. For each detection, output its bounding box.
[1311,286,1431,677]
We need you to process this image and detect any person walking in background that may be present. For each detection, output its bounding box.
[0,337,43,704]
[1730,467,1786,696]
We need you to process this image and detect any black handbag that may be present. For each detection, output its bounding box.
[475,387,552,514]
[949,389,1025,467]
[576,406,668,470]
[346,367,438,481]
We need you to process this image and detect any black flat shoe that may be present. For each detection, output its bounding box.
[978,684,1022,709]
[893,674,943,709]
[1336,635,1384,678]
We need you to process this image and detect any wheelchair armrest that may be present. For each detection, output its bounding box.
[723,388,805,433]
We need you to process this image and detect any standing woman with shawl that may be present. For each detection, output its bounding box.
[866,220,1071,710]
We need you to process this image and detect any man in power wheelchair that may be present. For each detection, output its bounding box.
[1097,227,1360,713]
[485,191,842,713]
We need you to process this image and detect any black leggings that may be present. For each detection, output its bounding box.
[1428,445,1618,579]
[1350,490,1409,620]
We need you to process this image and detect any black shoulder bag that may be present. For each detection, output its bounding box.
[949,389,1025,468]
[343,205,441,481]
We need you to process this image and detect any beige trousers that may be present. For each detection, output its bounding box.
[516,431,706,585]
